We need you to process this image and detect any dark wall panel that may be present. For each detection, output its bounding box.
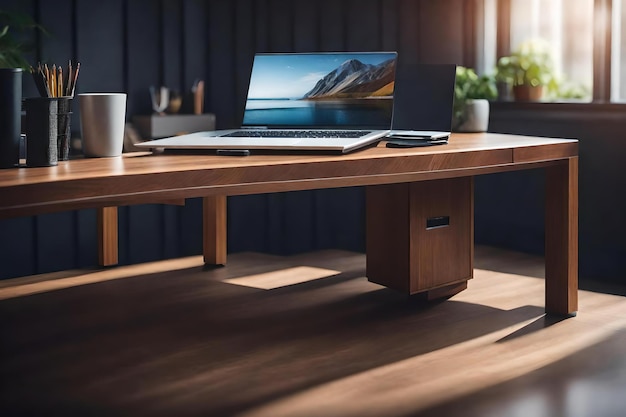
[346,0,380,51]
[267,0,293,52]
[182,0,207,90]
[76,209,97,268]
[0,217,35,278]
[207,0,236,129]
[419,0,465,63]
[127,0,160,116]
[397,0,421,65]
[381,0,400,51]
[38,0,74,63]
[486,107,626,282]
[126,0,163,264]
[75,0,125,93]
[318,0,346,51]
[162,0,183,91]
[293,0,318,52]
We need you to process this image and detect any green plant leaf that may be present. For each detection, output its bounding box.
[0,9,47,69]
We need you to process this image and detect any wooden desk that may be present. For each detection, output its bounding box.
[0,133,578,315]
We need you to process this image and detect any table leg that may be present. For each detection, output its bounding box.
[545,157,578,316]
[203,195,227,265]
[97,206,118,266]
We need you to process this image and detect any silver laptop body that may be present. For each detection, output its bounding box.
[136,52,398,154]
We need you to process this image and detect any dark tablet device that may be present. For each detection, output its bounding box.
[385,138,448,148]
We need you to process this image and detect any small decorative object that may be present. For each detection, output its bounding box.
[452,66,497,133]
[191,79,205,114]
[149,86,169,115]
[495,39,556,102]
[166,90,182,114]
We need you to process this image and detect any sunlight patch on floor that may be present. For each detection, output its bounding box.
[0,256,205,300]
[223,266,340,289]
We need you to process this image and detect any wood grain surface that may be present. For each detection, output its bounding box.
[0,133,577,219]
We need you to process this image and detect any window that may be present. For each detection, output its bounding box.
[481,0,622,103]
[510,0,593,100]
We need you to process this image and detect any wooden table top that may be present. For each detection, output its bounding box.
[0,133,577,218]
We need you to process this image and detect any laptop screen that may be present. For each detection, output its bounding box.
[242,52,397,129]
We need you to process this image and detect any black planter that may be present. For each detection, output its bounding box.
[0,68,23,168]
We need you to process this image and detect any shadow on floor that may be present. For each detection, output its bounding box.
[0,251,544,416]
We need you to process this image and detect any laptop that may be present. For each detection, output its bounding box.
[136,52,398,154]
[385,62,457,145]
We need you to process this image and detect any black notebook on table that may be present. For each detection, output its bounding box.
[385,61,457,148]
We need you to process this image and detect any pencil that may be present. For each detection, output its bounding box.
[40,68,51,98]
[44,64,50,97]
[58,66,63,97]
[71,62,80,97]
[66,61,72,96]
[52,65,57,97]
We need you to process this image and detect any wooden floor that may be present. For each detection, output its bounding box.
[1,247,626,417]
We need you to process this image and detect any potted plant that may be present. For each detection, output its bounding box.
[496,39,556,102]
[453,66,497,133]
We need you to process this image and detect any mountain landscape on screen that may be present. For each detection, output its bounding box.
[302,58,396,99]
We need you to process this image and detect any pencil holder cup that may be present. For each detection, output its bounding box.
[57,97,73,161]
[24,97,59,167]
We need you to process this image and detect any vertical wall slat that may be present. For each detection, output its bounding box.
[125,0,166,264]
[38,0,73,63]
[318,0,346,51]
[207,0,236,128]
[35,212,76,274]
[419,0,465,64]
[267,0,293,52]
[292,0,318,51]
[126,0,159,116]
[74,0,125,267]
[225,0,269,254]
[0,218,36,278]
[234,0,255,123]
[381,0,399,51]
[398,0,421,65]
[33,0,77,274]
[162,0,183,92]
[182,0,207,92]
[75,0,125,93]
[76,209,98,268]
[161,0,182,260]
[345,0,380,51]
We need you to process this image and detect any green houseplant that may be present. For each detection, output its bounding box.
[0,9,44,69]
[496,39,556,101]
[453,66,497,132]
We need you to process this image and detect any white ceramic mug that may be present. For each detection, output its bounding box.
[79,93,127,157]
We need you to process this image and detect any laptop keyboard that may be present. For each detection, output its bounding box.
[222,130,371,138]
